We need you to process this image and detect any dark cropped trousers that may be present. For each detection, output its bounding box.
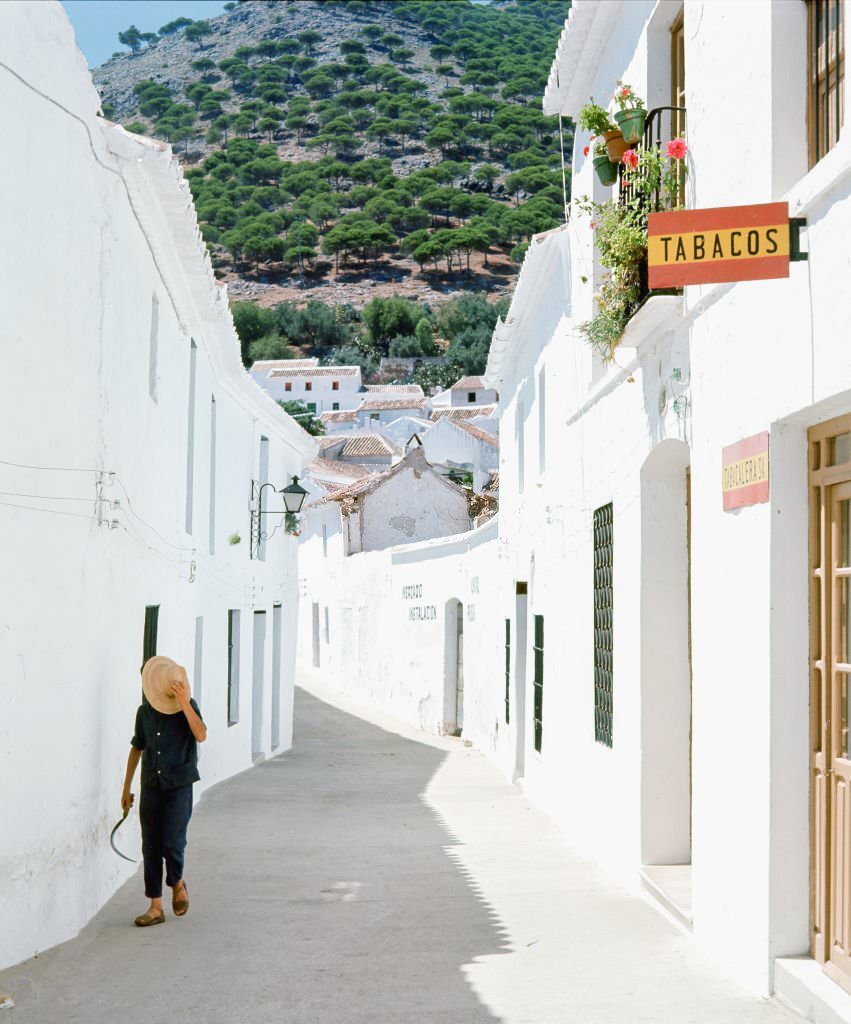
[139,783,194,899]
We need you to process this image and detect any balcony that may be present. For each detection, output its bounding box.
[581,105,687,361]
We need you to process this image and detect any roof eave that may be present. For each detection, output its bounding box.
[542,1,623,117]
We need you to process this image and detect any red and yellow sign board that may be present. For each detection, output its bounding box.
[722,432,770,511]
[648,202,789,288]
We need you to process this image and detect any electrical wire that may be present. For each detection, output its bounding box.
[113,476,185,552]
[0,499,99,521]
[0,490,97,503]
[0,458,101,473]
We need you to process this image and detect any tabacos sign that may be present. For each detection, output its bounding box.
[647,202,798,288]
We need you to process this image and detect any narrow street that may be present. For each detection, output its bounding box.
[1,683,798,1024]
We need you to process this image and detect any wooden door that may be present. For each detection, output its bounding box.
[810,416,851,986]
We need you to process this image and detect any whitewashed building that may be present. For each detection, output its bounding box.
[250,360,362,414]
[450,375,499,408]
[481,0,851,1011]
[421,416,499,492]
[0,2,314,972]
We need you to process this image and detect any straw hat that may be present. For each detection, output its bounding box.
[141,656,190,715]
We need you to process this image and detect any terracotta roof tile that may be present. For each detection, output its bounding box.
[431,406,496,422]
[451,376,486,390]
[268,366,360,378]
[451,420,499,446]
[362,384,425,395]
[341,435,400,457]
[307,457,371,480]
[359,397,428,412]
[320,410,358,423]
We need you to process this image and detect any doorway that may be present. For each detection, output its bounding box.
[639,439,693,924]
[311,601,320,668]
[251,610,266,761]
[444,598,464,735]
[809,415,851,985]
[271,603,282,750]
[514,583,528,780]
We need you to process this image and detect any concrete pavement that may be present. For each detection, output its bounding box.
[0,682,801,1024]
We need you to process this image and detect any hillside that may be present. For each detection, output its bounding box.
[94,0,571,315]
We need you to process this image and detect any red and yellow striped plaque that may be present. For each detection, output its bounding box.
[722,432,770,511]
[648,202,790,288]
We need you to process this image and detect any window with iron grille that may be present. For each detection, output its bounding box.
[142,605,159,667]
[593,503,614,747]
[227,609,240,726]
[808,0,845,167]
[504,618,511,725]
[533,615,544,753]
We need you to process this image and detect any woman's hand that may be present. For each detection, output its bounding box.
[121,789,134,814]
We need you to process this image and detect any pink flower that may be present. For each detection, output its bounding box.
[621,86,631,98]
[589,220,596,230]
[666,137,687,160]
[622,148,638,170]
[583,145,590,157]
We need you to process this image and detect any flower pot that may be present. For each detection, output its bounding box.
[614,108,646,145]
[593,153,619,187]
[603,129,629,163]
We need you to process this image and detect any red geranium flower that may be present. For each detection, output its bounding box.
[621,86,631,98]
[622,148,638,170]
[583,145,590,157]
[666,137,687,160]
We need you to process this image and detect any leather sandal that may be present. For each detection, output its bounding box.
[172,881,189,917]
[134,908,165,927]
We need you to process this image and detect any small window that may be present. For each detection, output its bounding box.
[324,606,330,644]
[467,391,476,403]
[307,402,317,413]
[533,615,544,752]
[332,381,340,391]
[332,402,340,411]
[285,381,292,392]
[305,381,313,391]
[593,503,614,748]
[809,0,845,166]
[370,412,380,421]
[227,609,240,725]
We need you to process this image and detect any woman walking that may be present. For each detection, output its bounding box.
[121,656,207,927]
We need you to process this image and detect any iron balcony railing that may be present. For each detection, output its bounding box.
[618,105,687,211]
[617,105,687,302]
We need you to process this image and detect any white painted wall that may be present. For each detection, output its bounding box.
[421,418,499,491]
[250,366,362,413]
[0,1,314,971]
[486,0,851,1000]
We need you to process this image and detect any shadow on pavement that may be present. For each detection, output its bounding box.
[0,688,508,1024]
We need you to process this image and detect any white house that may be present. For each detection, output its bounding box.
[306,448,472,556]
[482,0,851,1012]
[449,375,499,408]
[421,416,499,493]
[356,396,430,427]
[318,433,402,470]
[319,408,359,433]
[250,360,363,414]
[0,2,314,972]
[430,405,499,435]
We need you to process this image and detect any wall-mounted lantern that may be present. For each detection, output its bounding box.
[250,476,308,559]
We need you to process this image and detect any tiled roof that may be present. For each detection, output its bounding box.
[362,384,425,395]
[431,406,496,422]
[317,435,346,450]
[251,358,318,371]
[359,397,428,411]
[268,366,360,378]
[341,435,400,457]
[451,376,486,390]
[320,410,357,423]
[451,420,499,447]
[307,457,371,480]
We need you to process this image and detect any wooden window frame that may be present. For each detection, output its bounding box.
[143,605,159,667]
[808,0,845,168]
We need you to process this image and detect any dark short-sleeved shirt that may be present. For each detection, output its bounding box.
[131,697,203,791]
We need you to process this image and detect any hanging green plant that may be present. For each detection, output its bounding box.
[285,512,301,537]
[612,81,646,144]
[578,137,688,362]
[577,99,616,137]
